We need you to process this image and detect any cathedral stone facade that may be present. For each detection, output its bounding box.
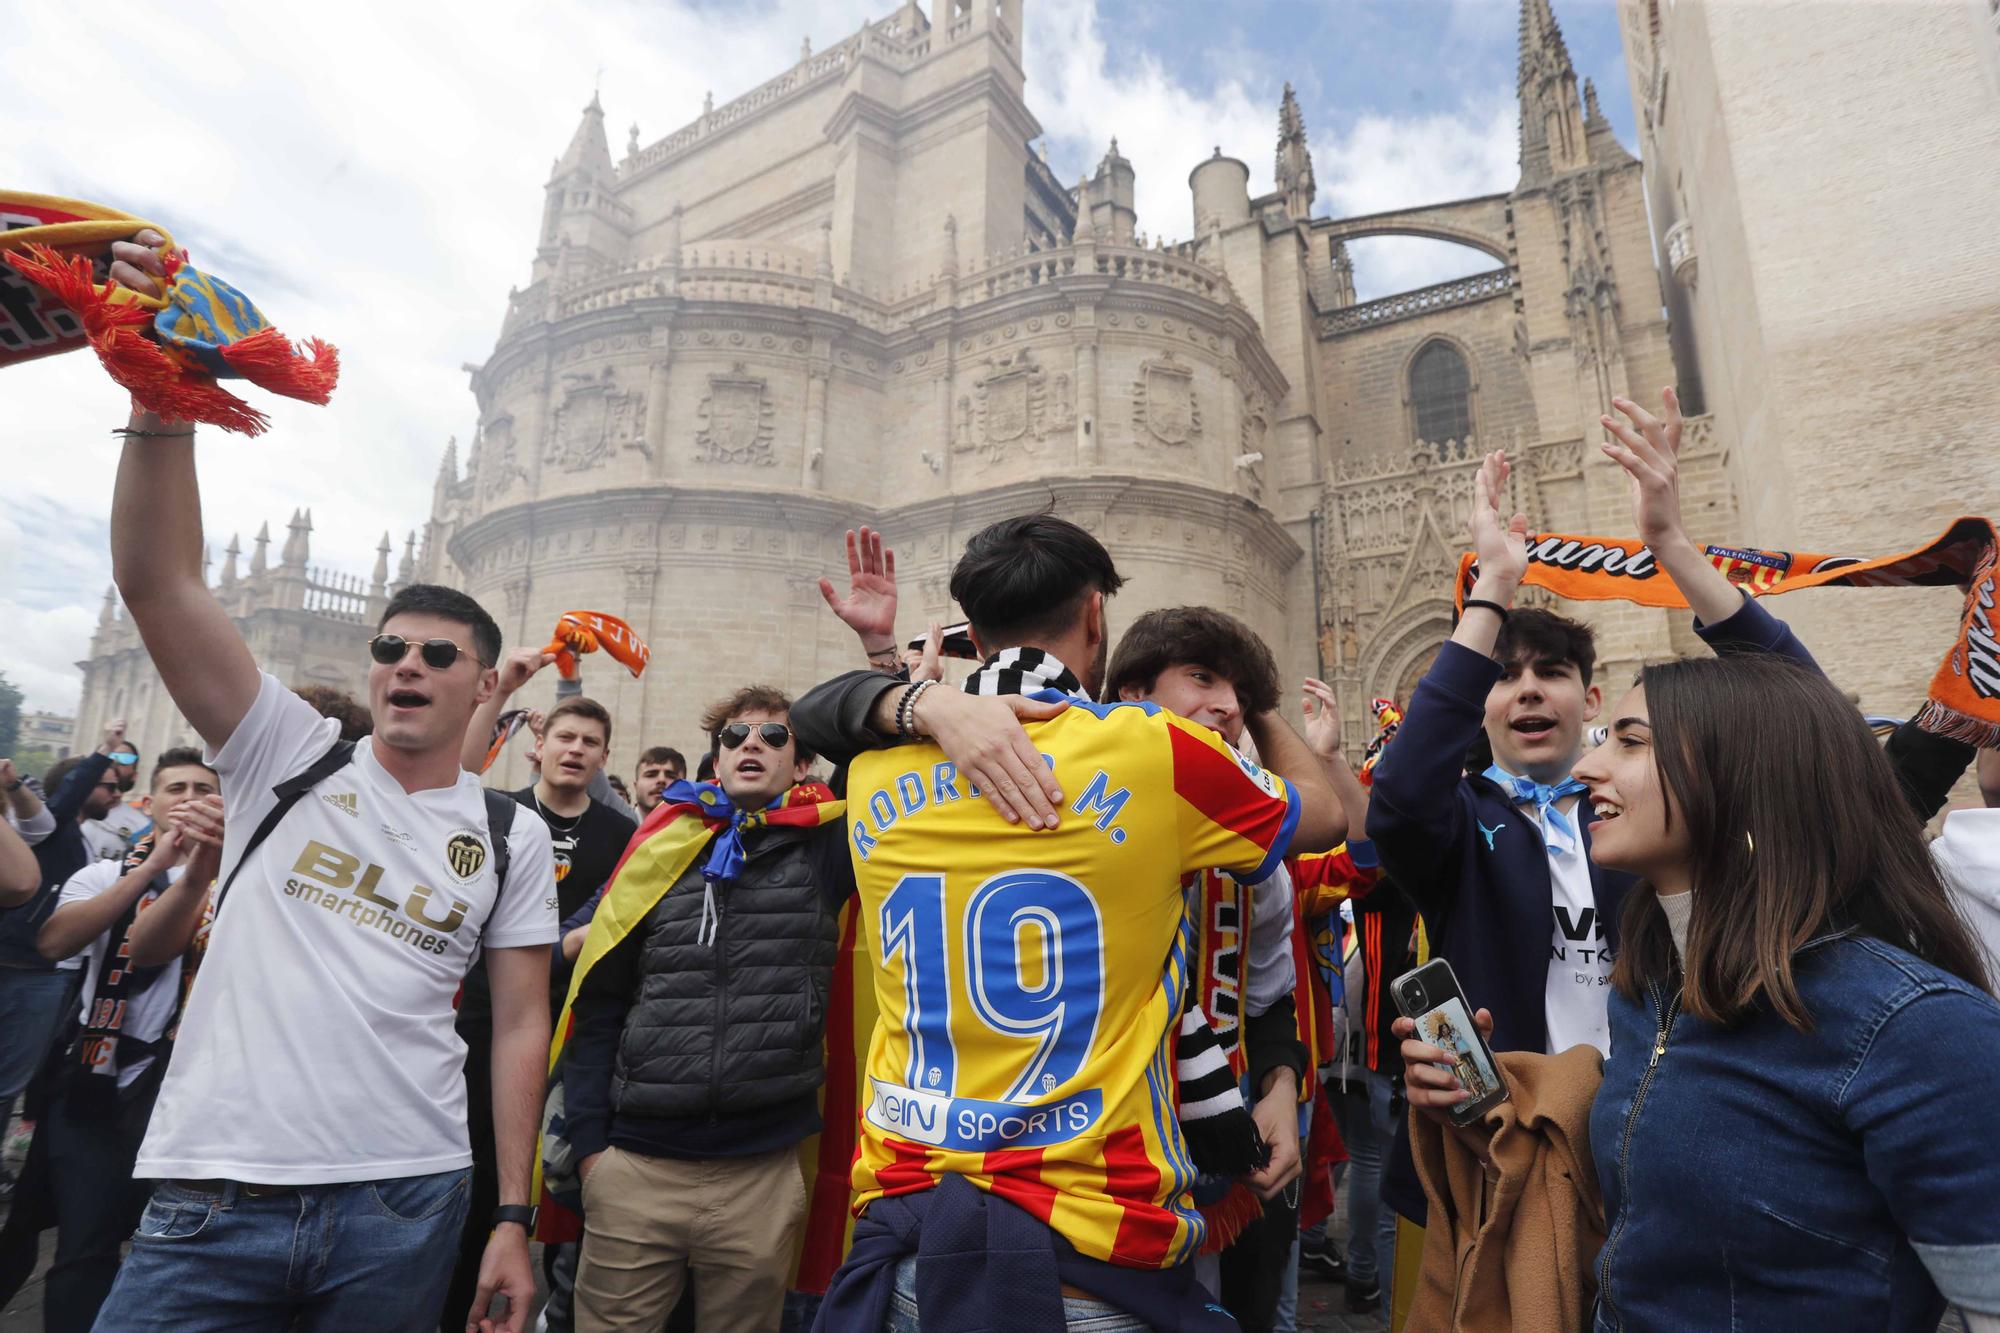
[77,0,2000,782]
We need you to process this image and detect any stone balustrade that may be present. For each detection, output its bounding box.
[955,238,1227,306]
[509,233,1235,341]
[1317,268,1515,336]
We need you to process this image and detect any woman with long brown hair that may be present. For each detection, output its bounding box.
[1401,393,2000,1331]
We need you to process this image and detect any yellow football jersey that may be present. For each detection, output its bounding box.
[844,699,1300,1268]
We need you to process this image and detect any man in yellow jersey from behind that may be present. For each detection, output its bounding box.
[794,515,1345,1331]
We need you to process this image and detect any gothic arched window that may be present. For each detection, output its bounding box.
[1409,341,1472,447]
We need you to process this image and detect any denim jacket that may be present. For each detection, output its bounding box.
[1591,932,2000,1331]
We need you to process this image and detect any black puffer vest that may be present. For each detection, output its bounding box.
[611,825,838,1119]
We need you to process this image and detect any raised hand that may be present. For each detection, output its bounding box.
[1468,450,1528,601]
[817,527,899,654]
[495,648,557,699]
[1301,678,1343,760]
[99,719,129,755]
[903,621,945,684]
[1601,388,1687,548]
[107,229,172,299]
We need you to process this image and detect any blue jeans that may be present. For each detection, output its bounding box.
[886,1255,1147,1331]
[0,966,77,1103]
[93,1170,471,1331]
[1334,1070,1398,1288]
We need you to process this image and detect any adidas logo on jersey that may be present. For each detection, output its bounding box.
[323,792,359,817]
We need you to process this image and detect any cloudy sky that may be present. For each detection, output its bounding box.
[0,0,1635,715]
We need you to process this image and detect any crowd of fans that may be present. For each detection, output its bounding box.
[2,267,1997,1333]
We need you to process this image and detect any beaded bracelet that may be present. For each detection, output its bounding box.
[112,427,196,439]
[897,679,936,738]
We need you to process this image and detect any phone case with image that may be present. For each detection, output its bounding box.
[1393,960,1510,1127]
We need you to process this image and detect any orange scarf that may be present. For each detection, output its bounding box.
[542,611,651,681]
[1456,517,2000,746]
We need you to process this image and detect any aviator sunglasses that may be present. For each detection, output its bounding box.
[716,722,792,750]
[367,634,487,671]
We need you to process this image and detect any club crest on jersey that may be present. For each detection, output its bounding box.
[444,831,488,882]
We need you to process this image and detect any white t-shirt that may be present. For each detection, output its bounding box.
[1527,793,1611,1056]
[59,860,188,1089]
[135,673,558,1184]
[80,817,131,864]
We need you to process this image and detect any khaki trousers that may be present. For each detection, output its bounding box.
[574,1143,807,1332]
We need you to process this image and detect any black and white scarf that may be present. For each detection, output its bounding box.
[965,648,1264,1177]
[71,836,173,1118]
[963,646,1087,700]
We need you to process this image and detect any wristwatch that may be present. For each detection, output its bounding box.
[493,1204,538,1233]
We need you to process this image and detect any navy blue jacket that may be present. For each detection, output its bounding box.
[0,752,112,970]
[813,1173,1237,1333]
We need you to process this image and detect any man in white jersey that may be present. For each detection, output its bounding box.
[92,230,557,1333]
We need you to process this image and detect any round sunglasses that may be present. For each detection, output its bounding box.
[367,634,488,671]
[715,722,792,750]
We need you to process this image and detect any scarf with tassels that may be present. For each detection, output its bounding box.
[1,191,338,434]
[1457,517,2000,746]
[965,649,1268,1182]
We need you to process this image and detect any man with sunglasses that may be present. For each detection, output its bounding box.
[562,685,849,1331]
[93,379,558,1329]
[89,741,153,856]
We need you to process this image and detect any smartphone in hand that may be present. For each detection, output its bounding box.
[1392,959,1509,1127]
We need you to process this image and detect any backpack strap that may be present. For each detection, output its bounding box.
[212,740,356,919]
[481,788,516,911]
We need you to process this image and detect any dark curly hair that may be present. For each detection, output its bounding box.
[1103,606,1281,716]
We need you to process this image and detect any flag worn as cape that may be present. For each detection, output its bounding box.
[543,610,651,681]
[1,191,338,434]
[534,782,864,1294]
[1456,517,2000,747]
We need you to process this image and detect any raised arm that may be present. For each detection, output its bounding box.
[46,729,119,826]
[105,232,260,750]
[0,814,36,907]
[1365,455,1514,904]
[1600,388,1746,627]
[1602,389,1819,668]
[1244,707,1345,854]
[459,649,557,774]
[1,758,54,849]
[1302,678,1372,837]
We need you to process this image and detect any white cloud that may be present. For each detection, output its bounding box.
[0,497,110,713]
[1025,5,1274,246]
[1318,97,1521,299]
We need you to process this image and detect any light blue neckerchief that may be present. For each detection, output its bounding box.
[1483,764,1588,855]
